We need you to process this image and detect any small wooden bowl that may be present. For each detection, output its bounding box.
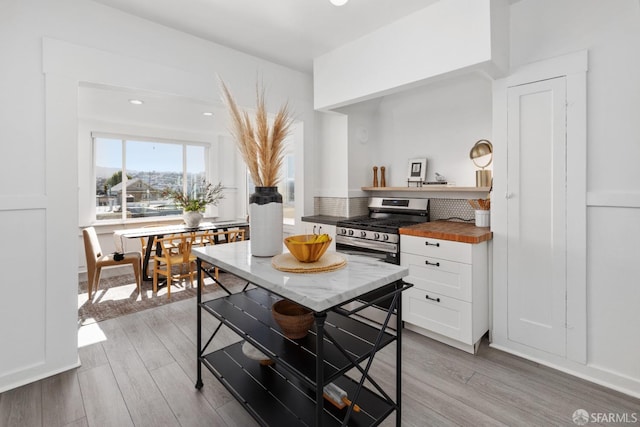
[272,299,314,339]
[284,234,332,263]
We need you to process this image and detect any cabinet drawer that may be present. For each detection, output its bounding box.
[302,222,335,236]
[401,253,472,301]
[402,288,472,344]
[401,235,472,263]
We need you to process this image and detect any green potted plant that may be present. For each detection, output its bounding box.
[162,181,224,228]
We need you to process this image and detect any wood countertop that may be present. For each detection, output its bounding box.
[399,221,492,244]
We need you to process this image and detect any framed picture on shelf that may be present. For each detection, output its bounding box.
[407,158,427,183]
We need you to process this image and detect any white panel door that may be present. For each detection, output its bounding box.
[507,77,567,357]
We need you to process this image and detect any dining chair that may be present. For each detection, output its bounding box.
[82,226,142,300]
[200,229,246,281]
[189,230,210,248]
[206,228,246,245]
[153,234,198,298]
[139,224,172,258]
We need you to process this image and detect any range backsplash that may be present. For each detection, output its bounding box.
[313,197,368,217]
[314,197,475,223]
[429,198,475,223]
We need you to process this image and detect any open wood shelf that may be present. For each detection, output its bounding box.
[361,186,490,193]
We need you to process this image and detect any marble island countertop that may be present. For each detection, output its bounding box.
[193,240,408,312]
[399,220,493,244]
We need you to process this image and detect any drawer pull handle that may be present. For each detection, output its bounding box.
[425,241,440,247]
[424,260,440,267]
[425,295,441,302]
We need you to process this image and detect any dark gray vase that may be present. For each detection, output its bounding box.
[249,186,283,257]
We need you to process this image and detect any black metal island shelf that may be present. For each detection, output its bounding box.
[193,241,411,427]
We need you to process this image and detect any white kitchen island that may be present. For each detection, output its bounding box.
[193,241,410,427]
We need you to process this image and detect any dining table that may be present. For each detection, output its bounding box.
[114,219,249,281]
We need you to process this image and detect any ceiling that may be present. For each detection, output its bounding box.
[91,0,440,73]
[82,0,518,130]
[78,83,222,134]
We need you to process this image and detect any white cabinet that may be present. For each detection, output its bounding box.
[300,220,337,252]
[401,235,488,354]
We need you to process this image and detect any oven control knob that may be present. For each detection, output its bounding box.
[360,231,366,238]
[348,229,354,236]
[383,234,389,241]
[374,232,380,240]
[340,228,347,235]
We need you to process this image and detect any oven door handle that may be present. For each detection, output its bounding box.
[336,235,397,252]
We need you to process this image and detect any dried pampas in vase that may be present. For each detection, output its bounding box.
[219,78,293,187]
[219,78,294,256]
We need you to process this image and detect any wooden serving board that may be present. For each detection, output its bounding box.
[272,252,347,273]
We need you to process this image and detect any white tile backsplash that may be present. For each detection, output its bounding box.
[314,196,476,223]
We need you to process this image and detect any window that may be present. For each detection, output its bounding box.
[94,134,208,221]
[279,153,295,224]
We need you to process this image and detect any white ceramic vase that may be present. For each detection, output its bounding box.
[183,210,203,228]
[249,186,283,257]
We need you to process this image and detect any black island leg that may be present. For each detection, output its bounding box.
[314,311,327,426]
[195,258,204,390]
[396,284,402,426]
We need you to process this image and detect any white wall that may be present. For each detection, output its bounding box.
[314,112,349,198]
[334,72,493,195]
[346,100,381,195]
[313,0,508,110]
[374,73,493,189]
[497,0,640,396]
[0,0,313,393]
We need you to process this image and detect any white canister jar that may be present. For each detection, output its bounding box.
[475,210,490,227]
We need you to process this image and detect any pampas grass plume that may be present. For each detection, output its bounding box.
[219,78,293,188]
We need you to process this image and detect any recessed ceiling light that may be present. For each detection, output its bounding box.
[203,112,214,116]
[128,99,144,105]
[330,0,348,5]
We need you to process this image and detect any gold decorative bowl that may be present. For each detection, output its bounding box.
[272,299,314,339]
[284,234,332,263]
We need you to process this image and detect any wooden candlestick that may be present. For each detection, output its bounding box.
[373,166,379,187]
[380,166,386,187]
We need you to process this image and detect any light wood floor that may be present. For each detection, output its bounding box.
[1,290,638,427]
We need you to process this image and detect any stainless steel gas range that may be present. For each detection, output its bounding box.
[335,197,430,329]
[335,197,430,264]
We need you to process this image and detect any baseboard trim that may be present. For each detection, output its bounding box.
[489,343,640,400]
[0,359,81,394]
